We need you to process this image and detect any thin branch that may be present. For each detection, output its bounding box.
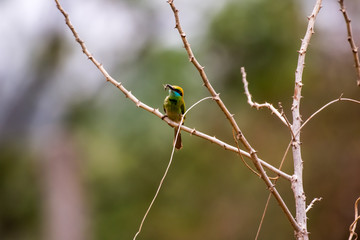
[255,193,271,240]
[299,95,360,134]
[167,0,240,135]
[241,67,288,126]
[180,124,291,180]
[306,197,322,213]
[256,139,292,239]
[55,0,297,232]
[54,0,155,116]
[133,96,212,240]
[273,93,360,213]
[349,197,360,240]
[291,0,322,239]
[339,0,360,86]
[54,0,292,181]
[232,129,261,178]
[282,94,360,192]
[54,0,297,189]
[349,217,360,240]
[242,68,297,148]
[278,102,297,141]
[133,125,180,240]
[167,0,300,231]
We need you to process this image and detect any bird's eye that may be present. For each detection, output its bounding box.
[175,89,183,96]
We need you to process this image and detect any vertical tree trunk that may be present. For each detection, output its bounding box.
[41,130,88,240]
[291,1,322,238]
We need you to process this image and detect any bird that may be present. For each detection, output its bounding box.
[163,84,186,150]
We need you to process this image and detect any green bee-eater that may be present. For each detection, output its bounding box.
[163,84,186,150]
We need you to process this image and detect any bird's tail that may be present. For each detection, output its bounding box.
[174,127,183,150]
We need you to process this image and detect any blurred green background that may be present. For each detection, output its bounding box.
[1,0,359,239]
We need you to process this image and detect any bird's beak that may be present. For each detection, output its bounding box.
[164,84,174,91]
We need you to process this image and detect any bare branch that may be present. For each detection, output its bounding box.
[241,67,297,141]
[167,0,240,135]
[299,95,360,133]
[54,0,293,181]
[54,0,156,116]
[241,67,288,126]
[133,96,211,240]
[133,127,179,240]
[349,197,360,240]
[232,129,261,178]
[291,0,322,239]
[167,0,300,231]
[255,193,272,240]
[339,0,360,86]
[256,140,293,239]
[306,197,323,213]
[279,103,297,140]
[180,124,292,180]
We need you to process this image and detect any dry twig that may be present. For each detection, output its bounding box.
[241,67,296,139]
[53,0,290,180]
[349,197,360,240]
[339,0,360,86]
[232,129,261,178]
[255,141,292,240]
[167,0,300,232]
[306,197,323,213]
[241,67,288,126]
[299,95,360,134]
[133,97,212,240]
[291,0,322,239]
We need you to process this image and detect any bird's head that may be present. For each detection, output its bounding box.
[164,84,184,98]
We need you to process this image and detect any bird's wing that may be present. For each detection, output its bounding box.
[181,102,185,115]
[163,96,168,114]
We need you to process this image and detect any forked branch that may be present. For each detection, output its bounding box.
[241,67,289,127]
[167,0,240,134]
[54,0,292,181]
[167,0,300,232]
[291,0,322,239]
